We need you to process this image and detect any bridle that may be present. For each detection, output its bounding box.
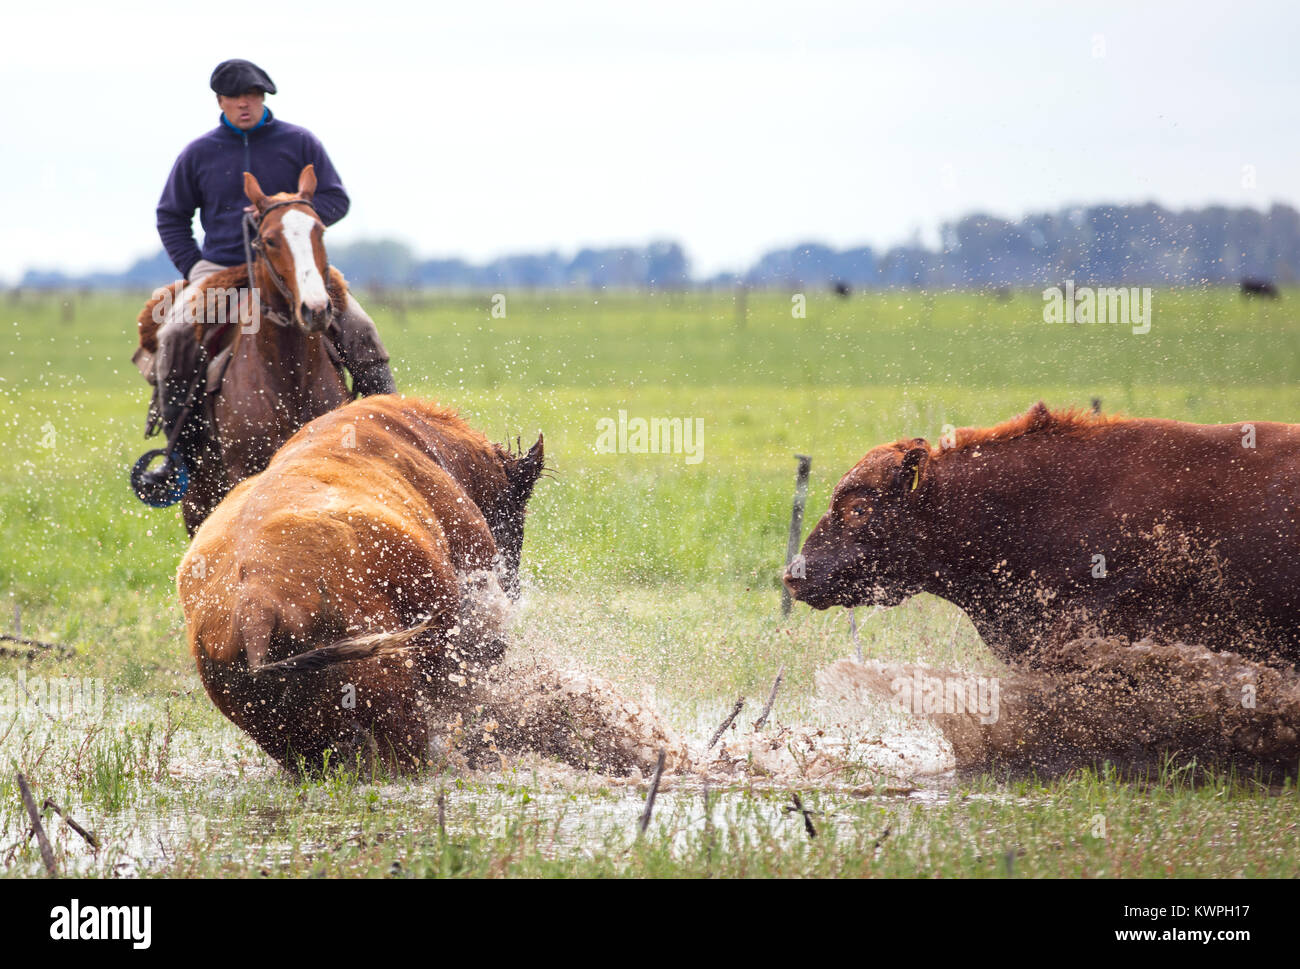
[240,198,325,330]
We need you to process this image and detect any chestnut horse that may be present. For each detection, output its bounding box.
[138,165,352,535]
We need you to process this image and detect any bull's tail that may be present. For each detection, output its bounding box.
[251,619,436,675]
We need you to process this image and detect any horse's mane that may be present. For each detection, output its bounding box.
[136,266,351,352]
[930,402,1129,459]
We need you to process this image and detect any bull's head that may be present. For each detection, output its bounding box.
[244,165,335,332]
[491,433,546,599]
[784,437,933,609]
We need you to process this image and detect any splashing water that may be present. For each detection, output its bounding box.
[431,592,1300,785]
[819,637,1300,776]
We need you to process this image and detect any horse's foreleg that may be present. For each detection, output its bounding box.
[180,436,230,536]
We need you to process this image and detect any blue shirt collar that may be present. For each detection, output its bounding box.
[220,107,271,136]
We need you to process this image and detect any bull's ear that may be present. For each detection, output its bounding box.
[510,433,545,503]
[894,441,930,496]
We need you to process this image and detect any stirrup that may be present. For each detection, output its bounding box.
[130,449,190,507]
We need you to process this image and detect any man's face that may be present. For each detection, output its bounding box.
[217,89,266,129]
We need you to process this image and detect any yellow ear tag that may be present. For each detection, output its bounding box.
[911,468,920,491]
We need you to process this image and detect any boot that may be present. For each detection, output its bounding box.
[349,359,397,397]
[138,362,204,491]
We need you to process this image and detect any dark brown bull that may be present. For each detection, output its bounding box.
[1240,278,1280,299]
[784,403,1300,665]
[177,395,544,774]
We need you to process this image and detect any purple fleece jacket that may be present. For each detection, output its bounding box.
[155,108,349,277]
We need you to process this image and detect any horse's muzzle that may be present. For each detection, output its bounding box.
[299,302,334,333]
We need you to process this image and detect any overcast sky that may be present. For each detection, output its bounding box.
[2,0,1297,282]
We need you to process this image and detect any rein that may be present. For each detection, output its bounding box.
[240,198,322,330]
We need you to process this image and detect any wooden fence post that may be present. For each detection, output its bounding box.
[782,454,812,616]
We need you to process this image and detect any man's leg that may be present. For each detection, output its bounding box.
[331,294,397,396]
[148,261,227,460]
[153,315,202,449]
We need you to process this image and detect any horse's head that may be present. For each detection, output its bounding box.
[244,165,334,333]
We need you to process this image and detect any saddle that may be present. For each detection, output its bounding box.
[134,264,352,398]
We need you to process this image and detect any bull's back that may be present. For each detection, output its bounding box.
[178,411,469,667]
[175,395,519,773]
[974,418,1300,656]
[1082,420,1300,553]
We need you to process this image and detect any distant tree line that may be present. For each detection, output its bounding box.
[715,203,1300,289]
[331,240,691,290]
[17,203,1300,290]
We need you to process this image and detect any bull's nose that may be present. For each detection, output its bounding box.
[782,554,807,592]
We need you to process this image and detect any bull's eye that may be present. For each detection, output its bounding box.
[265,238,279,249]
[845,500,870,523]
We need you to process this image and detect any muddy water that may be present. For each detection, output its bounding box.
[820,637,1300,776]
[421,654,941,791]
[39,635,1295,877]
[16,620,1298,877]
[439,633,1300,783]
[20,629,1296,876]
[424,577,1300,780]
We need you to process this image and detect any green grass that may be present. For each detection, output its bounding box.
[1,285,1298,877]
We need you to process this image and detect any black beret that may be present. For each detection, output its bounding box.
[210,59,277,97]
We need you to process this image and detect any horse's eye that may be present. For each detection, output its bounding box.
[265,238,278,248]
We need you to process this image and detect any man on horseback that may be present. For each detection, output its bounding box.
[142,58,396,471]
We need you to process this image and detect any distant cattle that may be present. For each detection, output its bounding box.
[1240,278,1280,299]
[784,403,1300,665]
[177,396,544,773]
[832,281,852,298]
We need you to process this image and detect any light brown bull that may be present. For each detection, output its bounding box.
[177,395,544,773]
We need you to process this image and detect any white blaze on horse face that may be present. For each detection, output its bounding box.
[280,210,329,313]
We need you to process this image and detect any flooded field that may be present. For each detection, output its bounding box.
[5,595,1299,880]
[4,289,1300,877]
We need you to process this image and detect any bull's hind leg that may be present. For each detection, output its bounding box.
[198,653,432,776]
[270,658,436,775]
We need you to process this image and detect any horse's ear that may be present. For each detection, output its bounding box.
[244,171,268,211]
[297,164,316,202]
